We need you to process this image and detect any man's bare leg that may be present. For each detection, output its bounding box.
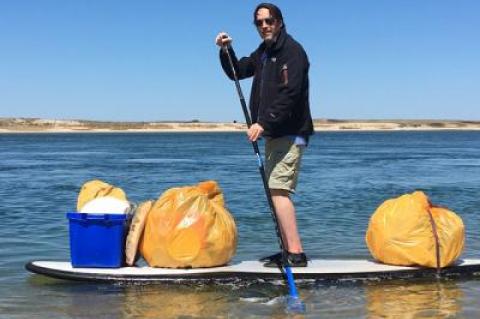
[270,189,303,254]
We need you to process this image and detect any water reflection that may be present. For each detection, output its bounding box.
[37,280,314,318]
[119,284,303,319]
[121,285,233,318]
[365,279,463,318]
[23,275,469,319]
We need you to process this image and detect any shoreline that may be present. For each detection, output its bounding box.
[2,127,480,134]
[1,118,480,133]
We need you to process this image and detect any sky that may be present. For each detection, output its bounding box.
[0,0,479,122]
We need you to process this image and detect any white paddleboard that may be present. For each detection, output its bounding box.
[26,259,480,283]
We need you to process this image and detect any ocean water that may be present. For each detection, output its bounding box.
[1,131,480,318]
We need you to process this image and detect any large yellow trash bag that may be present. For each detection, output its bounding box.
[140,180,237,268]
[365,191,464,268]
[77,179,127,211]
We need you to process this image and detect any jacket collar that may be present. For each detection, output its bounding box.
[259,28,287,55]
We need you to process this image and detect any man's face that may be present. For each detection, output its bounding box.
[255,8,282,43]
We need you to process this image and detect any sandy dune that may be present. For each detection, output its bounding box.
[1,118,479,133]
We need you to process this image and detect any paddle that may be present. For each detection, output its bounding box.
[221,43,306,313]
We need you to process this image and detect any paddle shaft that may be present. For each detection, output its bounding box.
[222,45,286,253]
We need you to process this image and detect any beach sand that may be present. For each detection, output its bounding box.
[1,118,479,133]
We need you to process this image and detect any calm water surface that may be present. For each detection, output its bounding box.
[1,131,479,318]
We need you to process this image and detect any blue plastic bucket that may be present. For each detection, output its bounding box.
[66,212,130,268]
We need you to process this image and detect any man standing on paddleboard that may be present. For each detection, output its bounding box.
[216,3,314,267]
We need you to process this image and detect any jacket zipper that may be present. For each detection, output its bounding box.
[258,51,268,123]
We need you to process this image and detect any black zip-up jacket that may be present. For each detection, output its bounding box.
[220,28,314,139]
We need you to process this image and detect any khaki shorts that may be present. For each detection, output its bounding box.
[265,136,305,193]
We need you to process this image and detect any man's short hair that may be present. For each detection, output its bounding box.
[253,3,285,29]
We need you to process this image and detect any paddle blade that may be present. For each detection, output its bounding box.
[284,266,306,313]
[286,295,306,314]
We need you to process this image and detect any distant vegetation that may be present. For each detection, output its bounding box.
[1,117,479,132]
[0,117,245,132]
[313,118,480,130]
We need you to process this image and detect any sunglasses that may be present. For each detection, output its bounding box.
[254,17,276,27]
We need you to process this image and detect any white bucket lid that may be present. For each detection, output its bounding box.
[80,196,131,214]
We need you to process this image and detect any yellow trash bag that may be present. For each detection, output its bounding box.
[77,179,127,211]
[365,191,464,268]
[140,180,237,268]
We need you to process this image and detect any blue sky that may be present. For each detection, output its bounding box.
[1,1,479,121]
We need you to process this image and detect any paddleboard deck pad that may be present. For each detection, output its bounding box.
[25,259,480,284]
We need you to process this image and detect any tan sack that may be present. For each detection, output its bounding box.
[140,180,237,268]
[365,191,465,268]
[125,200,153,266]
[77,179,127,211]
